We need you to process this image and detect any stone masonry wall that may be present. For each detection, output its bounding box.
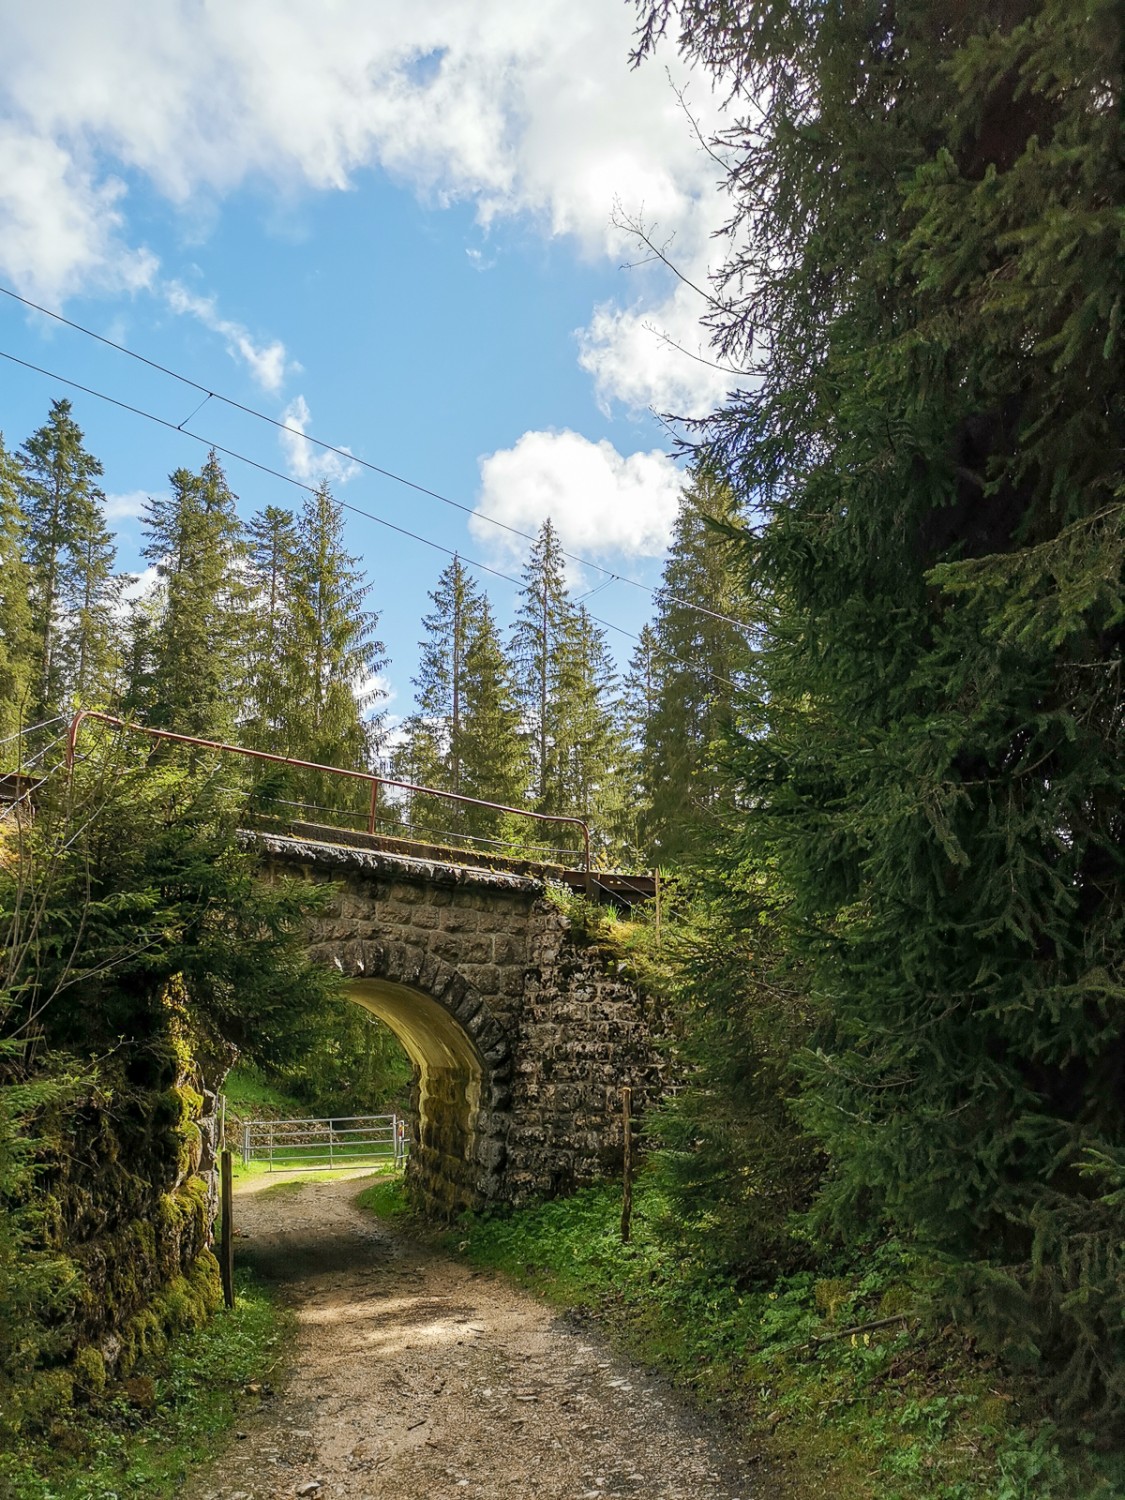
[255,834,667,1214]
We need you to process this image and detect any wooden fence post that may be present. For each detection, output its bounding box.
[220,1149,235,1309]
[621,1085,634,1245]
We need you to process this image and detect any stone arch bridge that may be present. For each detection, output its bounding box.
[253,832,667,1216]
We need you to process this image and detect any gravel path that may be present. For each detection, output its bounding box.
[200,1174,764,1500]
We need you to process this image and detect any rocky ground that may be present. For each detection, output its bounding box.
[200,1173,765,1500]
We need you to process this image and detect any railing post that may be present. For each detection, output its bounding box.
[219,1149,235,1309]
[367,777,379,835]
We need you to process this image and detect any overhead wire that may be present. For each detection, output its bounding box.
[0,282,754,636]
[0,345,748,696]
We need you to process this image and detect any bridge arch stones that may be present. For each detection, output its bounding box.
[251,833,667,1217]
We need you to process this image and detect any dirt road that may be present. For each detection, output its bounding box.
[201,1174,762,1500]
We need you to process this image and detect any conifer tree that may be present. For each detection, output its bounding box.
[19,399,119,718]
[396,559,528,846]
[552,605,626,856]
[510,519,572,810]
[244,505,300,751]
[457,597,529,828]
[0,437,33,746]
[611,623,660,860]
[287,482,385,774]
[67,493,125,709]
[141,452,247,738]
[640,472,751,862]
[637,0,1125,1410]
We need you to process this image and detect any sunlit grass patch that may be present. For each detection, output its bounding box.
[0,1269,290,1500]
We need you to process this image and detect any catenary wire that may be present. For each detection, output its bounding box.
[0,282,754,636]
[0,346,747,696]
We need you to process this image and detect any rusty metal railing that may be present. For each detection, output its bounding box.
[66,710,593,891]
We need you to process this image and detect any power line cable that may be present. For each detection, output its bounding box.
[0,346,747,696]
[0,282,753,636]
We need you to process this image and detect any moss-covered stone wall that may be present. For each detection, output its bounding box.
[10,978,224,1429]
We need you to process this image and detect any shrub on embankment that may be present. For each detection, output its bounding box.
[0,736,338,1445]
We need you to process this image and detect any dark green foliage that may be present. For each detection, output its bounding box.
[19,399,120,719]
[0,436,33,747]
[444,1185,1115,1500]
[141,453,247,739]
[652,878,822,1285]
[636,0,1124,1418]
[510,521,628,858]
[638,470,752,862]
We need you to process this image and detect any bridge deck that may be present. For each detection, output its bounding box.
[248,817,657,906]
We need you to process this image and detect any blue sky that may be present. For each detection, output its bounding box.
[0,1,732,724]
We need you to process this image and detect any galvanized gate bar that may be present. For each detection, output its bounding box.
[239,1113,410,1171]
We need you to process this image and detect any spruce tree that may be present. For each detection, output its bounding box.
[19,399,117,719]
[510,519,572,811]
[611,623,660,862]
[640,472,751,862]
[396,559,528,848]
[284,483,386,817]
[0,437,33,747]
[66,493,125,709]
[637,0,1125,1411]
[244,505,300,751]
[552,605,626,858]
[511,523,629,858]
[141,452,247,738]
[457,597,529,836]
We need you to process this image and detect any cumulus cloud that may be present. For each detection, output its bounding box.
[278,395,360,486]
[165,281,291,392]
[0,124,157,302]
[472,429,684,568]
[103,489,150,523]
[0,0,731,416]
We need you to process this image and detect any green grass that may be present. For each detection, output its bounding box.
[0,1270,290,1500]
[354,1174,410,1220]
[391,1179,1123,1500]
[221,1064,306,1123]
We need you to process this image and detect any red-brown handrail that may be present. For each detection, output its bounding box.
[66,710,592,890]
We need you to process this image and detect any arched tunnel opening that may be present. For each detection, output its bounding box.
[345,979,496,1215]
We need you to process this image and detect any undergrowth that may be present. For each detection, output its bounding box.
[0,1269,289,1500]
[427,1181,1122,1500]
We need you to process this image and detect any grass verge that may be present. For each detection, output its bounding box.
[0,1268,290,1500]
[376,1179,1121,1500]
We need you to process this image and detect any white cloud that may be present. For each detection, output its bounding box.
[0,123,156,302]
[278,395,360,486]
[472,429,684,567]
[103,489,150,522]
[0,1,731,416]
[121,564,159,604]
[165,281,291,392]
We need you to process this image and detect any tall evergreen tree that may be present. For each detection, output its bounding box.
[510,519,573,810]
[286,482,386,774]
[637,0,1124,1411]
[19,399,118,718]
[0,436,33,747]
[457,596,529,826]
[611,623,660,861]
[141,452,247,738]
[552,605,626,856]
[66,492,125,709]
[640,472,751,862]
[395,559,528,847]
[511,523,629,856]
[243,505,300,751]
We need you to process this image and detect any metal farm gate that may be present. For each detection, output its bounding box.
[239,1113,410,1172]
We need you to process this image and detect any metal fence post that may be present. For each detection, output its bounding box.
[242,1122,250,1168]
